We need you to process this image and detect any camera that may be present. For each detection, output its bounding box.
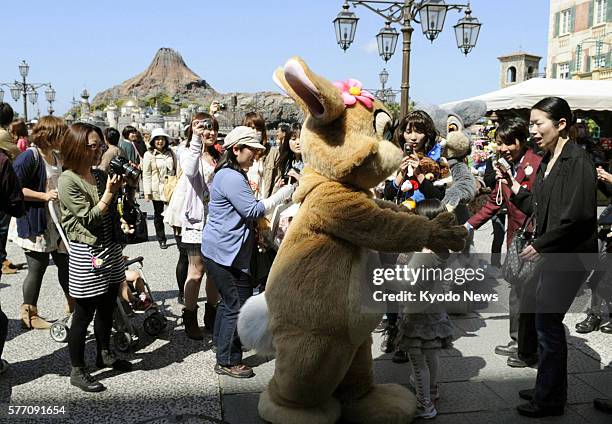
[496,157,512,174]
[194,119,214,130]
[109,156,141,179]
[403,143,413,155]
[218,103,226,111]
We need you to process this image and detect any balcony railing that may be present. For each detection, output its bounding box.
[525,73,547,80]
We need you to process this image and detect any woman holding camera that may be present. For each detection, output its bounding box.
[384,110,445,205]
[498,97,597,417]
[11,116,72,329]
[142,128,176,249]
[467,118,542,364]
[379,110,445,362]
[203,126,294,378]
[58,123,132,393]
[179,113,221,340]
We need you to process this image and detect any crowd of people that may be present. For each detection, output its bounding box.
[0,94,611,419]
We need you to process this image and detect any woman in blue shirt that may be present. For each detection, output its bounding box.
[202,126,293,378]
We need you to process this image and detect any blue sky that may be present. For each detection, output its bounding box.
[0,0,550,115]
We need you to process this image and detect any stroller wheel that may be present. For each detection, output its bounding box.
[143,312,167,336]
[50,322,69,343]
[113,331,133,353]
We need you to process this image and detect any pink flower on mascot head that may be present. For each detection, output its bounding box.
[334,79,375,110]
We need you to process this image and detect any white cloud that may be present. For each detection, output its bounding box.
[362,39,378,54]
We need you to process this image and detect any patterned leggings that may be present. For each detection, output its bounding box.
[407,348,440,404]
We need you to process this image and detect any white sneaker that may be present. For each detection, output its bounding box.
[409,374,440,401]
[415,400,437,419]
[0,359,9,375]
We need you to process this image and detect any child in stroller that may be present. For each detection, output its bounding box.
[50,256,167,352]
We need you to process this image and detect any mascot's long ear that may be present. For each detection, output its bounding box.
[274,57,345,125]
[273,66,308,113]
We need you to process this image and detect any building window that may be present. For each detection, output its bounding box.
[558,63,570,79]
[594,0,607,25]
[592,55,607,69]
[560,9,572,34]
[507,66,517,83]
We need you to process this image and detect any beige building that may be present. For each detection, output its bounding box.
[548,0,612,80]
[498,52,543,88]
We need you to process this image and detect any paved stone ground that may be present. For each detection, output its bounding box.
[0,201,611,423]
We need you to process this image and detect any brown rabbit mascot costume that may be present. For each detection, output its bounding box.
[238,57,467,424]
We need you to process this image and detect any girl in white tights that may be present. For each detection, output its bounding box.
[395,199,457,419]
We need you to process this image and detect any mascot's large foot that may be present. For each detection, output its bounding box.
[341,383,416,424]
[258,388,341,424]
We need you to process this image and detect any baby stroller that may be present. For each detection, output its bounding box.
[47,201,167,350]
[111,256,168,352]
[49,256,168,352]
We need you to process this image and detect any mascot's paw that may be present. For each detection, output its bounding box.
[258,388,341,424]
[427,212,468,253]
[341,383,416,424]
[237,294,275,355]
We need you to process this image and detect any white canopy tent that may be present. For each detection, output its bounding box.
[441,78,612,112]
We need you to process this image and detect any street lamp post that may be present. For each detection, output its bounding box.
[379,68,389,97]
[0,60,55,120]
[333,0,481,119]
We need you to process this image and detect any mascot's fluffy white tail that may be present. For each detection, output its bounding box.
[237,294,275,356]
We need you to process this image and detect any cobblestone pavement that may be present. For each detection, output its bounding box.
[1,201,610,423]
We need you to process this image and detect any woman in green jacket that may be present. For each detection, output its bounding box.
[58,123,132,393]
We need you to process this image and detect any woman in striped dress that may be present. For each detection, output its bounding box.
[58,123,132,393]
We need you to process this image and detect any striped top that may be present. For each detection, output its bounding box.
[67,170,124,298]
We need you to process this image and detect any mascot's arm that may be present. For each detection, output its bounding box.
[313,186,439,252]
[373,198,408,213]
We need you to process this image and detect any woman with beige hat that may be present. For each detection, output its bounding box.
[202,125,294,378]
[142,127,176,249]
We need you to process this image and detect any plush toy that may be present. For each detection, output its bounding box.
[237,57,467,424]
[441,131,478,220]
[421,101,485,219]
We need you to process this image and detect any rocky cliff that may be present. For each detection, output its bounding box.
[92,48,300,123]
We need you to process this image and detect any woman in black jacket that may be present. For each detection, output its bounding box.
[498,97,597,418]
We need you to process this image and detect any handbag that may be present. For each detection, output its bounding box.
[163,169,182,203]
[502,214,539,285]
[162,150,181,202]
[250,246,276,289]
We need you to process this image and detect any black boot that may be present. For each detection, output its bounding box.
[96,349,133,372]
[182,307,203,340]
[204,302,217,332]
[70,367,105,392]
[575,313,601,333]
[159,240,168,250]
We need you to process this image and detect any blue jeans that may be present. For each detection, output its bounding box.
[203,257,253,366]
